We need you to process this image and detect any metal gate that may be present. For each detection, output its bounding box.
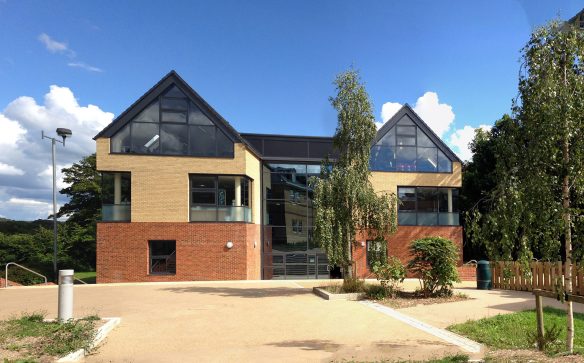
[268,252,329,279]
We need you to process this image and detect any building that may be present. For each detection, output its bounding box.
[94,71,462,283]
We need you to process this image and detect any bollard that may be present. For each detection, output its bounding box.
[58,269,74,322]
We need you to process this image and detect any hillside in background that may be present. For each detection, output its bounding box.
[0,219,57,235]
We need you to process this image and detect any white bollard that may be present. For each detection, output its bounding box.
[58,269,74,322]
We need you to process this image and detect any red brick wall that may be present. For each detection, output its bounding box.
[97,222,261,283]
[458,265,476,281]
[354,226,463,279]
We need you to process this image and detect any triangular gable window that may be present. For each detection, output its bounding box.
[111,84,234,158]
[370,115,452,173]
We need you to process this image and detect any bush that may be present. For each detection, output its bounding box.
[408,237,460,297]
[372,256,406,298]
[365,284,388,300]
[341,277,366,293]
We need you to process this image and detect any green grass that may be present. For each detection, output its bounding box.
[448,307,584,354]
[74,271,96,284]
[0,311,99,360]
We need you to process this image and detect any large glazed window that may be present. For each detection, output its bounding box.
[101,172,131,221]
[190,174,251,222]
[110,85,234,157]
[370,115,452,173]
[397,187,459,226]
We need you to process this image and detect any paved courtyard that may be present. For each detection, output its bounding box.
[2,280,581,362]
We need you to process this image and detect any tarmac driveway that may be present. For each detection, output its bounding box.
[1,280,465,362]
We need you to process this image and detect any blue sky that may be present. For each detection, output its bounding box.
[0,0,581,220]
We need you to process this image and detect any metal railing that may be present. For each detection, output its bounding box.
[74,277,88,285]
[4,262,48,288]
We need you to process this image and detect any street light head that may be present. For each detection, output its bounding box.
[56,128,72,145]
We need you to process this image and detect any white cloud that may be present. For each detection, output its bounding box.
[0,162,25,176]
[68,62,103,73]
[449,125,491,161]
[378,92,455,138]
[38,33,74,57]
[0,85,114,220]
[38,164,72,190]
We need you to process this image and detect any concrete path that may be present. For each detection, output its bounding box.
[2,280,577,362]
[1,280,464,363]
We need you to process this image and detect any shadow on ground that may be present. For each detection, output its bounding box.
[265,339,342,352]
[161,285,313,298]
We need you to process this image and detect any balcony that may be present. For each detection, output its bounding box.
[190,206,252,222]
[102,204,131,222]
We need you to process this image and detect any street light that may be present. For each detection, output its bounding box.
[42,128,72,281]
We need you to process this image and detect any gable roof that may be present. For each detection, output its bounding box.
[93,70,261,156]
[374,104,462,163]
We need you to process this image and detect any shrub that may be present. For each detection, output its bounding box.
[365,284,388,300]
[408,236,460,297]
[372,256,406,298]
[341,277,366,293]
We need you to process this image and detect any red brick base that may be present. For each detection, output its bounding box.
[96,222,261,283]
[354,226,464,279]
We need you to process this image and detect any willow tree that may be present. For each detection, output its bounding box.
[467,21,584,352]
[312,69,398,280]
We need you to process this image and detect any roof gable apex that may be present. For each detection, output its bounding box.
[93,71,247,148]
[373,104,461,163]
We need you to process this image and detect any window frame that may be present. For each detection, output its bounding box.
[189,174,252,223]
[149,240,176,275]
[397,186,460,226]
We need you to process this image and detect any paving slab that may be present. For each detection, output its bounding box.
[1,280,466,362]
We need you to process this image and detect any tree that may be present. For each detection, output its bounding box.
[312,69,398,280]
[467,21,584,352]
[57,154,101,226]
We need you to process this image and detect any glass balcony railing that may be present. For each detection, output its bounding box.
[102,204,131,222]
[397,211,459,226]
[190,206,252,222]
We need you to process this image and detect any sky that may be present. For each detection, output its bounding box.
[0,0,582,220]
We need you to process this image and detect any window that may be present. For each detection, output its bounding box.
[370,115,453,173]
[366,240,387,268]
[149,240,176,275]
[101,172,131,221]
[111,85,234,157]
[190,175,252,222]
[397,187,459,226]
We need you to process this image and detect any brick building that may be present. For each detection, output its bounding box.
[94,71,462,283]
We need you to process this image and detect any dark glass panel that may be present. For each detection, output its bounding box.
[396,125,416,136]
[161,111,187,123]
[131,122,160,153]
[417,129,435,147]
[218,176,236,206]
[150,240,175,256]
[263,139,308,158]
[191,175,215,189]
[161,98,188,111]
[189,102,214,125]
[398,212,416,225]
[267,163,307,174]
[396,146,416,171]
[133,101,159,123]
[266,200,308,227]
[308,141,334,159]
[438,150,452,172]
[417,147,438,172]
[269,227,308,252]
[398,115,415,125]
[417,213,438,225]
[164,85,186,98]
[397,136,416,146]
[266,174,307,200]
[370,146,395,171]
[398,187,416,211]
[417,188,438,212]
[192,191,216,205]
[189,125,216,156]
[160,124,188,155]
[216,129,234,157]
[377,127,395,146]
[111,124,131,153]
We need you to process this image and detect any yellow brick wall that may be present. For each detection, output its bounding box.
[96,138,262,223]
[370,161,462,195]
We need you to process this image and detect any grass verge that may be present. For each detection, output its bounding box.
[74,271,96,284]
[0,311,100,361]
[448,307,584,355]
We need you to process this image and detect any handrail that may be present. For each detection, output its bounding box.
[74,277,88,285]
[4,262,48,288]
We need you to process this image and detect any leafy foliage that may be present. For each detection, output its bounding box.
[408,237,460,296]
[372,256,406,298]
[312,68,398,279]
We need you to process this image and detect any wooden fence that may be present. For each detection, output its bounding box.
[492,261,584,295]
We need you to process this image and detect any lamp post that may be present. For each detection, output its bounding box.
[41,128,72,281]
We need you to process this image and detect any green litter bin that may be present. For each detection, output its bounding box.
[477,260,492,290]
